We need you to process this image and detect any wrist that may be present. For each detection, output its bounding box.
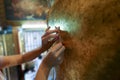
[42,59,52,70]
[41,61,51,78]
[40,46,48,53]
[35,60,51,80]
[41,62,51,71]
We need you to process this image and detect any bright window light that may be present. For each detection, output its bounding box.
[22,22,47,29]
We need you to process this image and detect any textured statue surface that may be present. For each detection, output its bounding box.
[48,0,120,80]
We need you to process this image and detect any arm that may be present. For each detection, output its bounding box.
[34,61,51,80]
[0,47,43,69]
[35,42,65,80]
[0,27,59,69]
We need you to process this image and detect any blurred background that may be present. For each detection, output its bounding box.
[0,0,56,80]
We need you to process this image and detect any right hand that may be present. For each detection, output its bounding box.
[42,42,65,68]
[41,27,59,52]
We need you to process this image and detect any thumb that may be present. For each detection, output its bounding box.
[51,36,60,43]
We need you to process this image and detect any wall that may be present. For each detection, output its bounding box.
[0,0,6,25]
[0,1,23,80]
[48,0,120,80]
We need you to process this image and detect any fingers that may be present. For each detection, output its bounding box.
[55,26,60,30]
[43,26,61,37]
[45,26,50,32]
[42,26,61,42]
[55,46,65,58]
[42,34,59,43]
[42,28,59,38]
[45,42,65,67]
[49,42,65,58]
[49,42,63,53]
[55,46,65,64]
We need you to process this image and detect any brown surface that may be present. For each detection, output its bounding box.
[48,0,120,80]
[0,0,6,26]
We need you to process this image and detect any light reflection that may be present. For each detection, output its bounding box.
[22,22,47,29]
[48,18,79,33]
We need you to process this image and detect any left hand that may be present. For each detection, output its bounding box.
[41,27,60,52]
[42,42,65,68]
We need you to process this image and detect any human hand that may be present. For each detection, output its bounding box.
[42,42,65,69]
[41,27,60,52]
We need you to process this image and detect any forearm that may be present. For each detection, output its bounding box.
[35,61,51,80]
[34,42,65,80]
[22,47,44,63]
[0,47,44,69]
[0,55,22,69]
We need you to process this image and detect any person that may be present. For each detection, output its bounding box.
[0,27,65,80]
